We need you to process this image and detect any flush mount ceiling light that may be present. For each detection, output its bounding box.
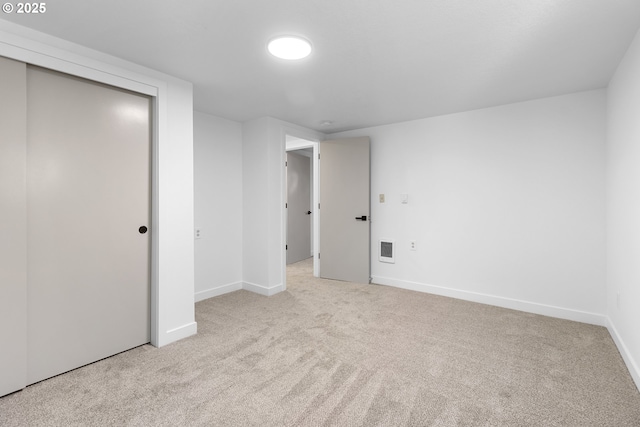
[268,36,312,60]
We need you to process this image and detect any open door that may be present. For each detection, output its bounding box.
[319,137,370,283]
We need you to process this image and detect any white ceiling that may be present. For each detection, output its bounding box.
[3,1,640,133]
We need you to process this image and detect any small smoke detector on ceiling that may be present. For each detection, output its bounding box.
[267,36,312,60]
[320,120,333,127]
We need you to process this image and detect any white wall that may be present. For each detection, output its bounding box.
[242,118,272,293]
[194,112,243,301]
[332,90,607,324]
[606,27,640,389]
[157,78,197,346]
[0,21,196,349]
[242,117,323,295]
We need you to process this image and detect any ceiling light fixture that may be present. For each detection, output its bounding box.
[268,36,312,60]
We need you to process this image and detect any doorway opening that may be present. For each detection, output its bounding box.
[285,135,319,278]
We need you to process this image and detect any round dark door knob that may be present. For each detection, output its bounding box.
[139,226,148,234]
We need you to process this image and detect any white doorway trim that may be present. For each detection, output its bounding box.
[282,131,321,290]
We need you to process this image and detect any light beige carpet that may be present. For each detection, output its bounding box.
[1,257,639,426]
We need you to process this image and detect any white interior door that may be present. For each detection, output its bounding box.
[287,151,312,264]
[319,137,370,283]
[26,66,151,384]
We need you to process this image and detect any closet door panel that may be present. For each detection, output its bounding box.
[26,66,151,384]
[0,56,28,397]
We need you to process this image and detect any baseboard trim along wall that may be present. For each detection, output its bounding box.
[195,282,243,302]
[606,319,640,391]
[371,275,607,326]
[242,281,285,297]
[159,322,198,347]
[195,281,286,302]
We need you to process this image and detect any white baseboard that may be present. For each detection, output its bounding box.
[194,281,243,302]
[157,321,197,347]
[371,275,607,326]
[242,281,285,297]
[606,318,640,391]
[194,281,285,301]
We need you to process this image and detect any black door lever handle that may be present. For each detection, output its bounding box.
[355,216,367,221]
[306,211,312,215]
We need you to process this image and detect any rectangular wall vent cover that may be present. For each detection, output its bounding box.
[379,240,395,263]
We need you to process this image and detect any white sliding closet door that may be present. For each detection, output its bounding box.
[26,66,151,384]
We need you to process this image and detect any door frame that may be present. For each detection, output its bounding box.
[283,134,320,284]
[0,37,163,347]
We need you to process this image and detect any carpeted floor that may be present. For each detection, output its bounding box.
[1,257,639,426]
